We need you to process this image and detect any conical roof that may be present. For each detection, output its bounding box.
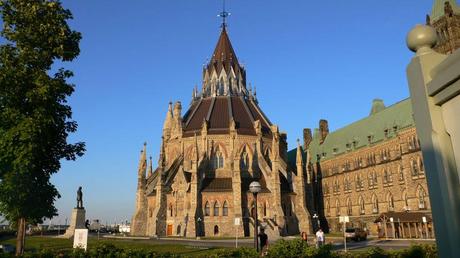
[207,27,241,75]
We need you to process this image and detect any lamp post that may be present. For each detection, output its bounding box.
[197,217,202,239]
[313,213,320,231]
[422,216,428,239]
[390,217,395,239]
[249,181,262,252]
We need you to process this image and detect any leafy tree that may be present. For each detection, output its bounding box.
[0,0,84,255]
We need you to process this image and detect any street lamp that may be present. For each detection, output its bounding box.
[422,216,428,239]
[249,181,262,252]
[197,217,202,238]
[313,213,320,231]
[390,217,395,239]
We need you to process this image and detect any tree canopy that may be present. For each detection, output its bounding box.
[0,0,84,229]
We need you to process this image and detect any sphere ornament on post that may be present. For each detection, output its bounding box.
[249,181,262,252]
[406,24,438,55]
[249,181,262,194]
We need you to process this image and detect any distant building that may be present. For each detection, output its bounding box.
[289,99,433,237]
[428,0,460,54]
[287,0,460,238]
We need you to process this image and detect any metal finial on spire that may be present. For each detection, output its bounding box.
[218,0,231,28]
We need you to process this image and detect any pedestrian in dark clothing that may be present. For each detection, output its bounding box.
[258,228,268,253]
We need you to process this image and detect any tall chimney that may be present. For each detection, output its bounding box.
[319,119,329,144]
[303,128,312,149]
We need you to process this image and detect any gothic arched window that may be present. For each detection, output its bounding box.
[403,192,409,209]
[204,201,210,216]
[347,198,352,215]
[411,159,418,176]
[212,147,224,169]
[418,187,427,210]
[398,165,404,181]
[359,196,365,214]
[356,174,363,190]
[335,199,340,217]
[264,148,272,168]
[418,157,424,173]
[222,201,228,216]
[387,193,394,211]
[169,203,173,217]
[240,149,250,171]
[372,195,379,214]
[213,201,220,216]
[383,169,389,184]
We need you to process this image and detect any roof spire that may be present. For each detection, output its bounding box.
[218,0,231,28]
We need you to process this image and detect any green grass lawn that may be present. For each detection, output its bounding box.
[0,236,227,257]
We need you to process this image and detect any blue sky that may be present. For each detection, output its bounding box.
[34,0,436,225]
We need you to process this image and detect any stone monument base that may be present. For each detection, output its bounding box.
[63,208,86,238]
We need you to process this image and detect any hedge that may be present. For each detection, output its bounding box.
[0,240,437,258]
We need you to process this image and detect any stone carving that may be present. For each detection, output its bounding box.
[445,1,454,17]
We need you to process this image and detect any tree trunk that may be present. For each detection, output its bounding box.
[15,217,26,256]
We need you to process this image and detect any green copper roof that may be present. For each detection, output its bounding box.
[431,0,460,21]
[287,98,415,165]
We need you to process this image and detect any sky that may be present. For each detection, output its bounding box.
[4,0,437,225]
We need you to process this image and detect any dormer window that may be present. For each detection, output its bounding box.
[367,135,373,144]
[352,140,358,148]
[333,148,338,154]
[384,129,389,138]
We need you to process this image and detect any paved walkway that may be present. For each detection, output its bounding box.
[102,234,436,250]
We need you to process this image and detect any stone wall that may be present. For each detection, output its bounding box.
[316,127,431,234]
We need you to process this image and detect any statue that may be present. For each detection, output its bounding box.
[77,186,83,209]
[445,1,454,17]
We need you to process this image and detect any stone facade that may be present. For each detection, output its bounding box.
[317,127,430,235]
[290,99,434,237]
[285,0,460,237]
[429,0,460,54]
[131,27,312,238]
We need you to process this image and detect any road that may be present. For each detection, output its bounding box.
[331,239,436,251]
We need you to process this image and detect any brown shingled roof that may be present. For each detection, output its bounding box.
[183,96,272,138]
[207,27,241,75]
[201,177,233,192]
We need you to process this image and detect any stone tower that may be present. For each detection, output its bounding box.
[427,0,460,54]
[131,22,312,237]
[131,143,148,235]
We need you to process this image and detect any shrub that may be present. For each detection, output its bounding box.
[205,247,258,258]
[265,239,336,258]
[366,247,390,258]
[393,244,437,258]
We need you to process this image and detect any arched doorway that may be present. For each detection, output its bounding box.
[214,225,219,236]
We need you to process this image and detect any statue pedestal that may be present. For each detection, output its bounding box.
[63,208,86,238]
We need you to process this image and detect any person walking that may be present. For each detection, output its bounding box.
[258,228,268,255]
[315,228,325,248]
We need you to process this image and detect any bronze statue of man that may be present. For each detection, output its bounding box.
[77,186,83,209]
